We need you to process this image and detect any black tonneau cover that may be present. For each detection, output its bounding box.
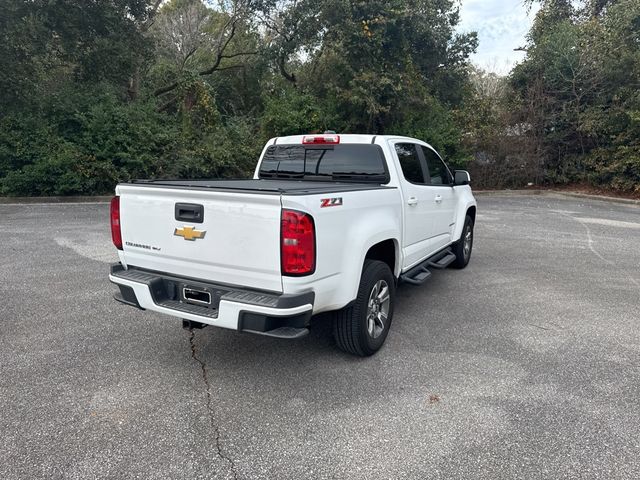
[126,179,395,195]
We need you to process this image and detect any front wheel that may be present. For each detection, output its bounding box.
[451,215,474,269]
[333,260,396,356]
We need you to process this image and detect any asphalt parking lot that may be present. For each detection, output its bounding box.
[1,193,639,479]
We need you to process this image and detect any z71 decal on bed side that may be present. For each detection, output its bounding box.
[321,198,343,208]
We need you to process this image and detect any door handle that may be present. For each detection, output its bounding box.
[407,196,418,206]
[435,195,443,204]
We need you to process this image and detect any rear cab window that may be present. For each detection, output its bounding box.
[259,144,389,183]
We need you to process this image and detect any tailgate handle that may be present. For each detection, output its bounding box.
[175,203,204,223]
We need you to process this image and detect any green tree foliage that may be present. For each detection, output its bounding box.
[261,0,476,140]
[509,0,640,192]
[2,0,637,196]
[0,0,477,195]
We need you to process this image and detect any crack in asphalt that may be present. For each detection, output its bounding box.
[554,211,640,289]
[188,329,239,480]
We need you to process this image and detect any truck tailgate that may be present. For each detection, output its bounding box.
[116,185,283,292]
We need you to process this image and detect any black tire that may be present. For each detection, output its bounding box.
[451,214,474,269]
[333,260,395,356]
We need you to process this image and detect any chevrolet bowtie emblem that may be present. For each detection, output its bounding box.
[174,226,206,241]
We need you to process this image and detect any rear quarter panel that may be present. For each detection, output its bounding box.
[281,187,403,314]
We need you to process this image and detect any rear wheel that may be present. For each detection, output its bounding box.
[451,215,474,269]
[333,260,395,356]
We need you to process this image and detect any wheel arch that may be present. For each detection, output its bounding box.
[364,239,400,279]
[467,205,477,223]
[453,199,477,242]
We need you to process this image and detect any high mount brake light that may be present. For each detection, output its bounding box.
[281,209,315,276]
[110,196,123,250]
[302,134,340,145]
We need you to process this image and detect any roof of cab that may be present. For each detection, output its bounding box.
[273,134,375,145]
[272,134,424,145]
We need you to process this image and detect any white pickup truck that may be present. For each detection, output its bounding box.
[109,133,476,356]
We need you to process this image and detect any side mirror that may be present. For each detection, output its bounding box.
[454,170,471,186]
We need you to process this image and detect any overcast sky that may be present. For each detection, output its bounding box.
[458,0,540,75]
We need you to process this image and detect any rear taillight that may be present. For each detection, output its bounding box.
[281,209,315,276]
[110,196,123,250]
[302,134,340,145]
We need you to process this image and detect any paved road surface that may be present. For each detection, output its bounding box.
[1,194,639,479]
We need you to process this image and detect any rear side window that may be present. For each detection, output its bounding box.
[421,146,452,185]
[259,144,388,182]
[395,143,426,184]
